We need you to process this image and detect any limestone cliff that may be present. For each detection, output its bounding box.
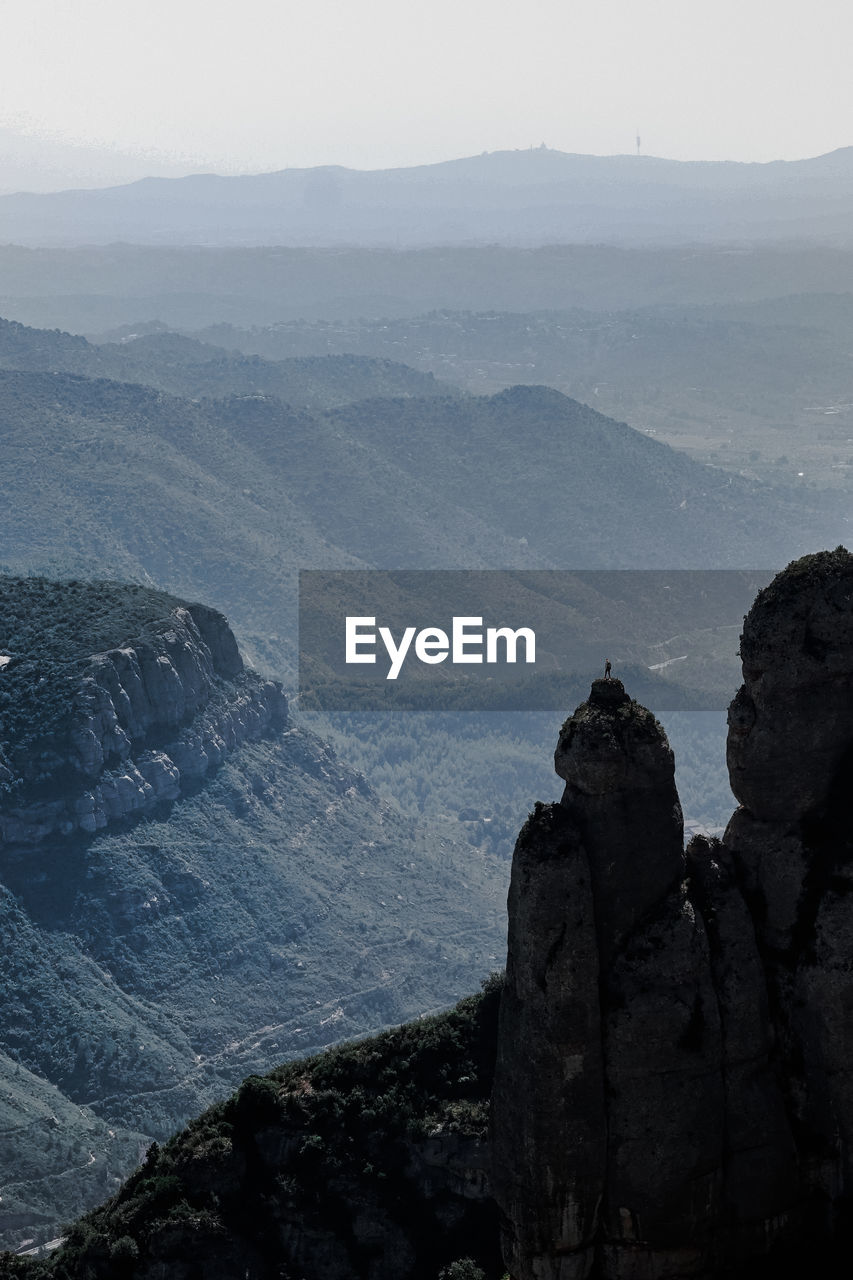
[492,548,853,1279]
[0,585,287,848]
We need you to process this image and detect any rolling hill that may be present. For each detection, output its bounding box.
[194,306,853,488]
[0,317,449,410]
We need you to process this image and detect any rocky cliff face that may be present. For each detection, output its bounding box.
[0,599,287,848]
[492,548,853,1279]
[724,547,853,1217]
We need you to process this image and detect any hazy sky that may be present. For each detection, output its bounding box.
[2,0,851,174]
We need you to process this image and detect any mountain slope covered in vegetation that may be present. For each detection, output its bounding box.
[0,579,506,1251]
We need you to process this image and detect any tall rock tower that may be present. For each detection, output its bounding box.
[492,679,743,1279]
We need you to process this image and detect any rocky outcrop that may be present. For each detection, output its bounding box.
[492,799,606,1280]
[493,547,853,1280]
[0,603,287,848]
[493,681,743,1280]
[724,547,853,1209]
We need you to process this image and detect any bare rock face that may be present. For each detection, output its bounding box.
[555,678,685,968]
[724,547,853,1205]
[726,547,853,821]
[0,604,287,849]
[493,681,738,1280]
[493,550,853,1278]
[491,801,606,1280]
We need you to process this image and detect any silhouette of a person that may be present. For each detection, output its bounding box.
[604,659,612,680]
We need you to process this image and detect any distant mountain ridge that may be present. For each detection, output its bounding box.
[203,303,853,488]
[0,316,448,409]
[7,243,853,336]
[3,145,853,247]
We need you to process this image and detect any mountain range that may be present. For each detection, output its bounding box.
[4,146,853,247]
[197,301,853,488]
[0,318,843,604]
[3,134,853,1277]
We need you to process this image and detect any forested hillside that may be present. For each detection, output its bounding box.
[0,316,449,409]
[0,579,506,1251]
[196,305,853,489]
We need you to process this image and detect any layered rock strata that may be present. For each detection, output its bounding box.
[493,547,853,1279]
[0,603,287,848]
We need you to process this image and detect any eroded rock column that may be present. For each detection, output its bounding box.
[493,680,728,1280]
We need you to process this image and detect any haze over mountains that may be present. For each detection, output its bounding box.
[3,132,853,1270]
[8,242,853,337]
[0,308,841,844]
[0,317,845,664]
[189,303,853,489]
[0,128,197,196]
[4,146,853,248]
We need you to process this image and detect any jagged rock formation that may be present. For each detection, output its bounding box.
[492,548,853,1279]
[0,593,287,848]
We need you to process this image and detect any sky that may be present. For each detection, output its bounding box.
[1,0,851,179]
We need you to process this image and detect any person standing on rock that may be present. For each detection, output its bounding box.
[604,658,612,680]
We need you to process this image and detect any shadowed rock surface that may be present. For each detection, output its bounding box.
[493,549,853,1279]
[724,547,853,1214]
[493,681,736,1280]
